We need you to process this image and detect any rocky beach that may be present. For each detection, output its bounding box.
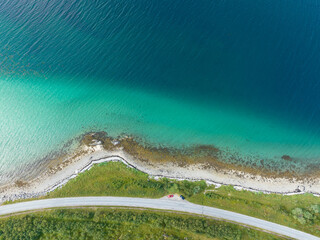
[1,133,319,204]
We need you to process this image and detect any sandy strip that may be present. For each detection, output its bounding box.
[0,144,319,203]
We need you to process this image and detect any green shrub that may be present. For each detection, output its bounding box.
[310,204,320,214]
[0,209,283,240]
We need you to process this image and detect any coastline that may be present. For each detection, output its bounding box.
[1,135,320,203]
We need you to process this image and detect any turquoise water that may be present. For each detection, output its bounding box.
[1,1,320,182]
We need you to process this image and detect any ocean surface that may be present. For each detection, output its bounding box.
[1,0,320,182]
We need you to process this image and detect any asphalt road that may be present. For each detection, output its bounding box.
[0,197,318,240]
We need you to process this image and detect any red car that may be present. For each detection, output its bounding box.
[167,194,174,198]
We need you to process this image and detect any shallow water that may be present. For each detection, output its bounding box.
[1,1,320,181]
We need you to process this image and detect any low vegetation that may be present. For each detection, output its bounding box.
[0,208,283,240]
[46,161,206,199]
[44,161,320,237]
[189,186,320,237]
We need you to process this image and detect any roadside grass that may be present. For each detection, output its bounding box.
[46,161,207,199]
[43,161,320,237]
[0,208,284,240]
[5,161,320,237]
[189,187,320,237]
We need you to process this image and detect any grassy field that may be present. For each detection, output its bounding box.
[189,186,320,237]
[41,161,320,237]
[0,208,283,240]
[47,161,170,198]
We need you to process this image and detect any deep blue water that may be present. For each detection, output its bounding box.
[1,0,320,181]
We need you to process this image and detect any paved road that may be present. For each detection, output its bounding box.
[0,197,318,240]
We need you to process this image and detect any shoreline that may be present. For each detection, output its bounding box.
[1,141,320,203]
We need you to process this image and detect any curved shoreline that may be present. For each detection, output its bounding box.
[1,144,320,203]
[45,154,320,197]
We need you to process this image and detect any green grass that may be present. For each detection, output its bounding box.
[0,208,284,240]
[47,162,169,198]
[43,161,320,237]
[46,161,207,199]
[189,187,320,236]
